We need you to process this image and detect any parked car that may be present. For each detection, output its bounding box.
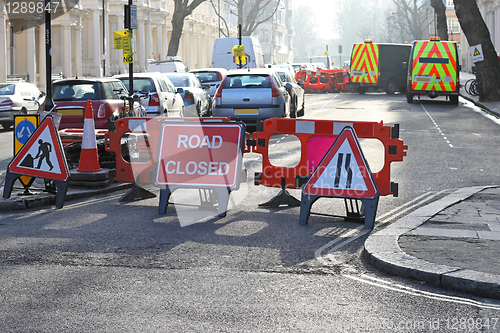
[189,68,227,98]
[51,78,128,129]
[114,72,184,117]
[163,73,212,117]
[213,68,290,125]
[276,70,305,118]
[146,56,188,73]
[0,82,44,129]
[272,64,295,75]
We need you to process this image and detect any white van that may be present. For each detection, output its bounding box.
[211,37,264,70]
[309,56,333,69]
[147,56,188,73]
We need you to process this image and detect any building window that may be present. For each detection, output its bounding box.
[446,0,454,7]
[447,18,460,33]
[261,29,268,42]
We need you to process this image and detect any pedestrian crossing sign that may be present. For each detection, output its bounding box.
[8,116,69,181]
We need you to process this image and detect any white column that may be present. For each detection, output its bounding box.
[145,19,151,62]
[162,24,168,58]
[488,4,495,48]
[496,5,500,53]
[103,3,110,76]
[92,8,102,76]
[137,18,146,71]
[156,24,162,60]
[74,26,82,77]
[38,22,46,91]
[62,25,72,78]
[27,21,36,83]
[0,8,7,82]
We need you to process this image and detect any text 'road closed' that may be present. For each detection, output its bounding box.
[155,122,244,188]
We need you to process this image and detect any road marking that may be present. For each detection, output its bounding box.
[345,274,500,310]
[307,94,340,117]
[463,98,500,125]
[377,189,450,225]
[10,192,126,220]
[315,189,450,264]
[420,103,453,147]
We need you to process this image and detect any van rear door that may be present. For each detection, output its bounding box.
[350,42,380,84]
[410,40,458,92]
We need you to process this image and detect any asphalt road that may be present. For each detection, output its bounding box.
[1,92,500,332]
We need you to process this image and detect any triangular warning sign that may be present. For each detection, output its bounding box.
[9,116,69,182]
[473,48,480,56]
[303,127,378,198]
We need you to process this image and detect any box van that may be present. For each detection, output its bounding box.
[310,56,333,69]
[350,41,411,94]
[147,56,188,73]
[211,37,264,70]
[406,37,459,104]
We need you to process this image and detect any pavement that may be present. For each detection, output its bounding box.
[1,72,500,300]
[366,71,500,300]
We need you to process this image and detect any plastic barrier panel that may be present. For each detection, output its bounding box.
[252,118,407,197]
[295,69,350,93]
[104,117,233,184]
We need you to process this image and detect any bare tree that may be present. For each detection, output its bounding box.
[392,0,427,40]
[454,0,500,102]
[293,5,316,58]
[430,0,448,40]
[167,0,207,57]
[209,0,232,37]
[210,0,280,37]
[357,26,372,41]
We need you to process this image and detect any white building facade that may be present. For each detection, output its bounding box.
[0,0,295,92]
[459,0,500,72]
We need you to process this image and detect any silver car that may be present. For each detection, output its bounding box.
[189,68,227,98]
[163,73,212,117]
[276,70,305,118]
[114,72,184,117]
[213,68,290,124]
[0,82,44,129]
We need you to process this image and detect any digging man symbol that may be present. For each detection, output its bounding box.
[35,139,54,171]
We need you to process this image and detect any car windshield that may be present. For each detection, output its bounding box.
[193,72,220,83]
[53,82,98,101]
[166,75,190,87]
[223,75,271,88]
[119,78,157,93]
[0,84,15,95]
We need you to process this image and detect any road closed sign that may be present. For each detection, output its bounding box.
[155,122,245,189]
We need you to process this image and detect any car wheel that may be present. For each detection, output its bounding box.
[297,99,305,117]
[357,86,368,94]
[1,122,12,129]
[291,97,297,118]
[385,79,397,95]
[20,107,27,114]
[406,93,414,104]
[196,102,201,117]
[450,95,459,105]
[164,108,169,117]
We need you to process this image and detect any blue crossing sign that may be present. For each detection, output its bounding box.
[14,115,39,155]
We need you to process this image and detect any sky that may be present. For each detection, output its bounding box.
[293,0,395,40]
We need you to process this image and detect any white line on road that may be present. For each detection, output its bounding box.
[315,189,450,264]
[345,274,500,310]
[420,103,453,147]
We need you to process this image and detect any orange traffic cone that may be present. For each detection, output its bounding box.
[77,100,102,172]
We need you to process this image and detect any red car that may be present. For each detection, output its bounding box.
[50,78,128,129]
